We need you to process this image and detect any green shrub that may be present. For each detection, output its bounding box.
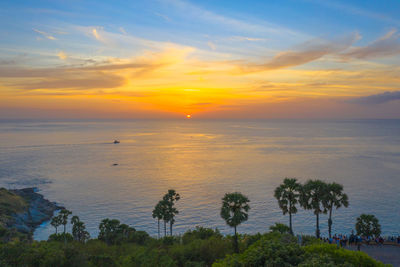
[214,234,387,267]
[214,235,304,267]
[269,223,291,234]
[128,230,150,245]
[300,235,321,246]
[304,244,388,267]
[182,227,222,244]
[177,236,231,266]
[0,230,388,267]
[48,233,74,243]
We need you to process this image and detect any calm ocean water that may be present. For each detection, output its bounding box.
[0,119,399,240]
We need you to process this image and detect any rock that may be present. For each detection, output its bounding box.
[9,188,63,234]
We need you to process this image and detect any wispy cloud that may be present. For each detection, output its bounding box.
[240,32,359,72]
[341,29,400,59]
[74,25,171,50]
[207,41,216,50]
[0,64,124,90]
[163,0,306,38]
[348,91,400,104]
[92,28,102,42]
[33,28,57,40]
[0,46,192,91]
[57,51,68,60]
[304,0,400,25]
[230,36,266,42]
[155,12,171,22]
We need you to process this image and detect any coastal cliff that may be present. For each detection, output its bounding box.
[0,187,61,239]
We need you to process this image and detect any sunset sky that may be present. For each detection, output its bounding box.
[1,0,400,119]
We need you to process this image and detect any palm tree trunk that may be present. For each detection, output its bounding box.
[234,226,238,253]
[316,212,320,238]
[328,208,333,238]
[164,221,166,237]
[170,221,173,236]
[289,201,293,235]
[55,227,58,234]
[63,224,67,246]
[157,219,160,239]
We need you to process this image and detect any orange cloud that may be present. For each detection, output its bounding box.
[1,32,399,119]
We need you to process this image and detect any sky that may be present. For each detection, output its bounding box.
[0,0,400,119]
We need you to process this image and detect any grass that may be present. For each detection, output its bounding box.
[0,188,28,227]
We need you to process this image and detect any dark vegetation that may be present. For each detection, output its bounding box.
[0,182,389,266]
[0,187,60,243]
[0,228,388,266]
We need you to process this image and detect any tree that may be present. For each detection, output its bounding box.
[50,215,62,234]
[59,209,72,234]
[159,200,170,237]
[162,189,180,236]
[98,218,121,245]
[152,201,163,239]
[300,180,327,238]
[269,223,291,234]
[98,218,135,245]
[220,192,250,253]
[355,214,381,238]
[71,216,90,243]
[274,178,302,235]
[59,209,72,245]
[323,182,349,238]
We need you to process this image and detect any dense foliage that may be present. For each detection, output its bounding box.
[0,229,388,267]
[269,223,291,234]
[214,232,388,267]
[0,184,388,266]
[356,214,381,238]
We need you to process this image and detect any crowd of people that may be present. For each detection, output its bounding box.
[321,232,400,250]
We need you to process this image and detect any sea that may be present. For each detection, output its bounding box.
[0,119,399,240]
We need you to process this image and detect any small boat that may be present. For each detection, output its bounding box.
[113,140,120,144]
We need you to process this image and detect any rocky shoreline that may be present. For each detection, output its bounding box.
[3,188,62,235]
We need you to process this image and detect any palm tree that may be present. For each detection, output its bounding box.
[59,209,72,234]
[220,192,250,253]
[300,180,327,238]
[274,178,301,235]
[323,182,349,238]
[162,189,180,236]
[59,209,72,245]
[155,199,170,237]
[71,215,90,242]
[50,215,62,234]
[71,215,80,225]
[161,200,169,237]
[152,202,163,239]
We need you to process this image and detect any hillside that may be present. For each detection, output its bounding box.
[0,187,61,241]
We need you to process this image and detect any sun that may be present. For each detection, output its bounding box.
[186,114,192,119]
